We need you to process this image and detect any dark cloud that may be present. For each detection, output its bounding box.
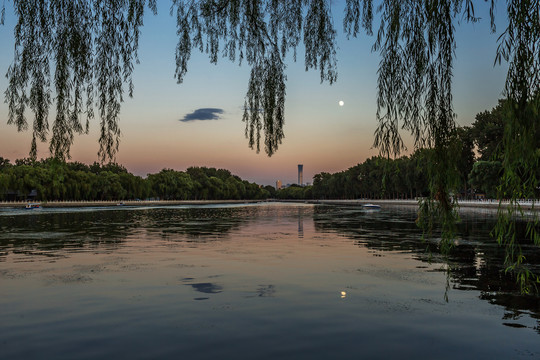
[180,108,224,122]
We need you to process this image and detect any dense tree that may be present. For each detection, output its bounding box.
[276,184,311,200]
[0,158,268,201]
[0,157,11,170]
[0,172,9,195]
[453,126,476,198]
[263,185,276,198]
[312,172,332,199]
[310,152,433,201]
[66,161,91,173]
[470,100,506,161]
[468,161,503,199]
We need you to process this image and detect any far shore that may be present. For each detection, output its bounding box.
[0,199,265,208]
[0,198,537,211]
[281,199,538,211]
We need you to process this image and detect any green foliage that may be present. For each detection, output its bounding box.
[4,0,157,161]
[468,161,503,198]
[416,195,459,254]
[343,0,484,256]
[263,185,276,198]
[492,0,540,292]
[471,101,506,161]
[453,126,475,196]
[0,157,11,170]
[344,0,476,157]
[2,0,337,159]
[0,158,268,201]
[312,152,431,200]
[344,2,539,286]
[173,0,337,155]
[276,185,312,200]
[495,98,540,293]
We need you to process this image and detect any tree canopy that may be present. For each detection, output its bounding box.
[0,158,269,201]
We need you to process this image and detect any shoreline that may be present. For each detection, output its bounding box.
[282,199,538,210]
[0,198,536,211]
[0,199,265,208]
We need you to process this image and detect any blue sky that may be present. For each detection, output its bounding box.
[0,1,508,185]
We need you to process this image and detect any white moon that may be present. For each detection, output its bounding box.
[339,100,344,106]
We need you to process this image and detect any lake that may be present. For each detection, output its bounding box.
[1,202,539,359]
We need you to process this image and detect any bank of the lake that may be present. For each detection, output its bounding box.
[1,198,537,210]
[0,199,265,208]
[279,198,538,210]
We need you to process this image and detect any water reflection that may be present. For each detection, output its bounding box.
[312,204,540,334]
[1,203,539,359]
[0,209,135,258]
[187,283,224,294]
[256,285,276,297]
[0,206,262,260]
[297,207,305,238]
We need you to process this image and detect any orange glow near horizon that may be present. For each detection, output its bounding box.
[0,110,381,186]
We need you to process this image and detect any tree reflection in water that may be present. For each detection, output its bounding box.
[312,205,540,334]
[0,203,538,339]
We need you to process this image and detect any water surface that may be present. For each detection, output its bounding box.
[1,203,539,359]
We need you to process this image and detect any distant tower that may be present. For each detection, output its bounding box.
[298,164,303,186]
[276,180,282,190]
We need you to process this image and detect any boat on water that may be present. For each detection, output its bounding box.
[363,203,381,209]
[25,202,41,209]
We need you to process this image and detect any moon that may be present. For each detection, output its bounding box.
[338,100,344,106]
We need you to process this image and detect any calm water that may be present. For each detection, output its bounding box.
[1,203,539,359]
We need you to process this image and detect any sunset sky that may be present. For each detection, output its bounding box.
[0,2,508,186]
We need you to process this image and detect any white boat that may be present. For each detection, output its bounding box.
[363,203,381,209]
[25,202,41,209]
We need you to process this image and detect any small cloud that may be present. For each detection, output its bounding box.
[180,108,224,122]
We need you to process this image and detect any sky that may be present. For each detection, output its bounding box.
[0,2,508,186]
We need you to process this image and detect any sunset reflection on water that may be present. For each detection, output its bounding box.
[0,203,539,359]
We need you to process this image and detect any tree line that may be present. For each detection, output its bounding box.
[0,159,270,201]
[277,100,540,201]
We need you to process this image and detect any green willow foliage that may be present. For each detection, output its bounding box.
[171,0,337,155]
[343,0,538,291]
[3,0,337,158]
[343,0,477,251]
[4,0,157,161]
[493,1,540,294]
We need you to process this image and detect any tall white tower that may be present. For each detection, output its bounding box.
[298,164,303,186]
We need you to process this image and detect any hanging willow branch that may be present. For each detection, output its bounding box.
[3,0,337,159]
[4,0,157,162]
[172,0,337,156]
[343,0,480,249]
[343,0,484,157]
[494,0,540,294]
[344,0,539,293]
